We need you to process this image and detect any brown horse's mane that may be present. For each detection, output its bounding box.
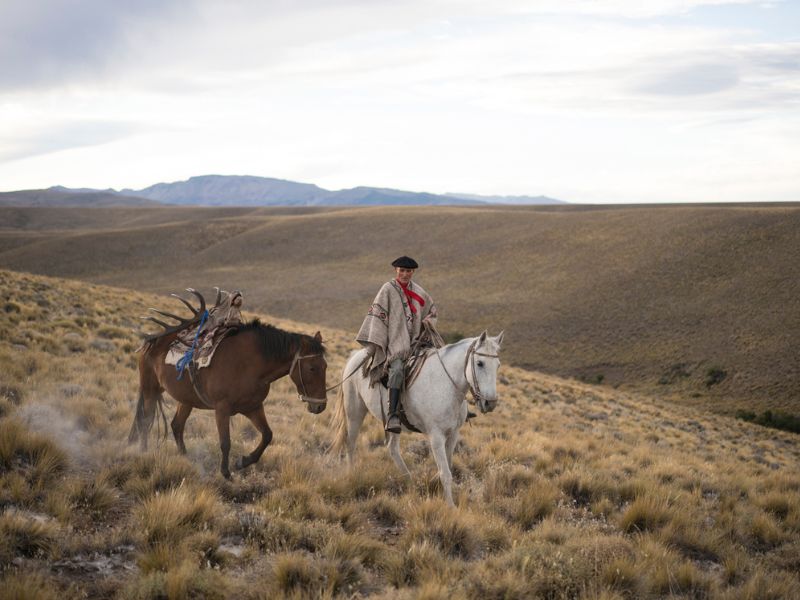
[234,319,325,360]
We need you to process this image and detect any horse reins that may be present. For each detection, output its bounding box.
[323,353,369,393]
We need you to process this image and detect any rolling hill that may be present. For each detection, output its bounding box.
[0,203,798,415]
[0,269,798,598]
[0,188,160,207]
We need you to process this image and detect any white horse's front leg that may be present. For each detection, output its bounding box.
[429,430,455,506]
[445,430,459,471]
[344,383,369,466]
[387,433,412,477]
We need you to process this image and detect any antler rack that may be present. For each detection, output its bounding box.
[140,287,229,343]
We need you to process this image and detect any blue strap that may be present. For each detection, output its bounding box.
[176,309,209,380]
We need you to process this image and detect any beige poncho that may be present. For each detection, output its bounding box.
[356,279,437,379]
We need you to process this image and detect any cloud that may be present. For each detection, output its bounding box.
[0,0,194,91]
[0,119,141,162]
[638,63,740,95]
[0,0,796,202]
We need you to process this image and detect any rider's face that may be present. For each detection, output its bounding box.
[395,267,415,284]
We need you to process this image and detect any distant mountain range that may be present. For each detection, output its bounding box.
[0,175,566,207]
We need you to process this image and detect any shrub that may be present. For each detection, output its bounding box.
[736,409,800,434]
[2,300,21,313]
[705,366,727,387]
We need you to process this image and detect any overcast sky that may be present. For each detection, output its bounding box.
[0,0,797,202]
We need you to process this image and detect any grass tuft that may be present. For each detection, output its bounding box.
[0,512,59,566]
[618,494,671,533]
[403,499,483,560]
[0,419,68,485]
[135,487,220,546]
[0,571,60,600]
[272,552,362,597]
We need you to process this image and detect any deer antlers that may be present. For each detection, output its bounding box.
[141,287,230,342]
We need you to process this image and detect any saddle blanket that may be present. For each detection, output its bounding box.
[165,325,238,370]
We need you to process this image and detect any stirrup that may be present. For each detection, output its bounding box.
[385,415,401,434]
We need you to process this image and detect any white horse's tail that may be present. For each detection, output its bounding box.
[329,383,348,456]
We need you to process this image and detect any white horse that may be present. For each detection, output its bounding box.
[330,331,504,506]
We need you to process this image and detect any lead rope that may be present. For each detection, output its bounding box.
[324,354,369,393]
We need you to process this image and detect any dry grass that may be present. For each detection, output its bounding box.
[0,268,798,598]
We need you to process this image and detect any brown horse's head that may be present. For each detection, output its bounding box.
[289,331,328,414]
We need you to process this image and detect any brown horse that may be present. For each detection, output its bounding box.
[128,292,328,479]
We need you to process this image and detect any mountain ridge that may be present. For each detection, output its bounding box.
[1,174,567,207]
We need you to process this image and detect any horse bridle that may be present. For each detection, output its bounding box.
[434,338,499,412]
[464,339,500,411]
[289,350,327,407]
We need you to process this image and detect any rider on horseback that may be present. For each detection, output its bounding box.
[356,256,438,434]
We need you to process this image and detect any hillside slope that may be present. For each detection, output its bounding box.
[0,204,798,414]
[0,269,798,598]
[0,188,160,207]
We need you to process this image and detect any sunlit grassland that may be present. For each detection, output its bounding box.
[1,268,799,599]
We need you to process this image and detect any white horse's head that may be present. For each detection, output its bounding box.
[466,330,504,413]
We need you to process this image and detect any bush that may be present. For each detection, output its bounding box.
[736,410,800,434]
[705,366,727,387]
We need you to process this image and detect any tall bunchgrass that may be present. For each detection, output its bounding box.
[0,511,60,566]
[134,486,221,547]
[0,419,68,484]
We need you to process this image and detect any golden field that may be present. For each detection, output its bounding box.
[1,268,799,599]
[0,204,798,415]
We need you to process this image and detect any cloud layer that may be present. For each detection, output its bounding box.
[0,0,797,202]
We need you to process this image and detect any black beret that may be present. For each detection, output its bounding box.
[391,256,419,269]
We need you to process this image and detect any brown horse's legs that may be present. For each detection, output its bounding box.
[214,408,232,479]
[235,406,273,471]
[137,390,162,451]
[171,403,193,454]
[130,356,163,450]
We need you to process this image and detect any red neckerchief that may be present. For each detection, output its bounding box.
[397,279,425,314]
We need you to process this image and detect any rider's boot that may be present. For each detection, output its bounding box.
[385,388,402,434]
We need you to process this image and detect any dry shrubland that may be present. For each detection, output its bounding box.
[1,268,799,599]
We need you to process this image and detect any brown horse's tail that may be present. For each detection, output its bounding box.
[128,389,145,444]
[329,384,348,456]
